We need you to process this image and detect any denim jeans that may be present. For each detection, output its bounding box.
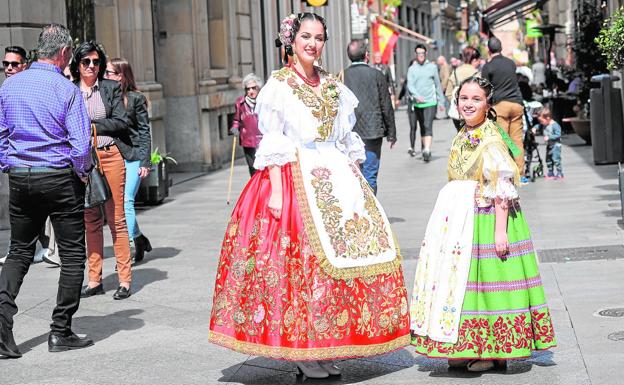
[360,138,383,195]
[124,159,142,239]
[546,142,563,177]
[0,170,86,334]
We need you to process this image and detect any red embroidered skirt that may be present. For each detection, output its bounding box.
[209,163,410,361]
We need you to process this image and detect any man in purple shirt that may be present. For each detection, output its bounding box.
[0,23,94,358]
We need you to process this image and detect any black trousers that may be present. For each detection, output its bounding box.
[0,170,86,335]
[408,105,436,149]
[243,147,257,177]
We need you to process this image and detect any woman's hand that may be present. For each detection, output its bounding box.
[495,229,509,258]
[268,191,282,220]
[138,167,151,179]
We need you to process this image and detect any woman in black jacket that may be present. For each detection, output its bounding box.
[105,58,152,264]
[72,41,133,300]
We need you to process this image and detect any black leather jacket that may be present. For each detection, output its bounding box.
[124,91,152,167]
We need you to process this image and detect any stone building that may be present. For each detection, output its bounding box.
[0,0,354,173]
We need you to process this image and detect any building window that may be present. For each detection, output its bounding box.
[66,0,95,43]
[208,0,227,69]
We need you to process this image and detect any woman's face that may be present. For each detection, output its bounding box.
[458,82,489,127]
[78,50,100,82]
[245,80,260,99]
[292,19,325,67]
[104,62,121,82]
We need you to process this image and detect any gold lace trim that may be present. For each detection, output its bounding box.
[273,66,339,141]
[291,154,403,279]
[209,330,410,361]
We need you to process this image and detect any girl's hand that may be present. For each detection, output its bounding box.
[138,167,150,179]
[495,230,509,258]
[268,191,282,219]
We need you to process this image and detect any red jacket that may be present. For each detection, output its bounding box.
[231,96,261,148]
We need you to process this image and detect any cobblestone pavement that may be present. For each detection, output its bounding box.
[0,111,622,385]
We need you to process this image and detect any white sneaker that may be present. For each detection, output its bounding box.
[294,361,329,378]
[43,250,61,267]
[317,360,342,376]
[0,254,6,265]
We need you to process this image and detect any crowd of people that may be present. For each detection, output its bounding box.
[1,15,560,378]
[0,23,152,357]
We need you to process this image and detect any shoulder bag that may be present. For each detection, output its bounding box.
[85,124,112,208]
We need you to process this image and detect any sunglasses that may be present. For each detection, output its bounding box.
[2,61,23,68]
[80,58,100,67]
[245,86,259,92]
[105,69,119,76]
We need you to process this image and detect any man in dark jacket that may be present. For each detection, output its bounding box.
[343,39,396,195]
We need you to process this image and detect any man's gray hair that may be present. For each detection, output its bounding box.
[242,73,263,88]
[36,24,72,59]
[347,39,367,62]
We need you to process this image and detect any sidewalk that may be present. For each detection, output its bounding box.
[0,112,622,384]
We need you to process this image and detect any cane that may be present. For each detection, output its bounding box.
[226,136,237,205]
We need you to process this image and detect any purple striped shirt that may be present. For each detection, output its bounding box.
[0,62,92,177]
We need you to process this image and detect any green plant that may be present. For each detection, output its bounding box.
[596,6,624,70]
[150,147,177,165]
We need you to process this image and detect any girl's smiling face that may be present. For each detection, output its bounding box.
[457,82,489,127]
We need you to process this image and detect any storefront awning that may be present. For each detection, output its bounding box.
[483,0,547,29]
[375,16,435,45]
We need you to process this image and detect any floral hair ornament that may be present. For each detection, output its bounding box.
[278,14,298,47]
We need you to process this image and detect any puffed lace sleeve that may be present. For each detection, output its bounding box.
[252,77,297,170]
[335,82,366,163]
[481,144,519,200]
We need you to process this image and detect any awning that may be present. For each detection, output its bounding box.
[375,16,435,45]
[483,0,547,29]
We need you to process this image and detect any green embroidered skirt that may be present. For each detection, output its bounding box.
[412,204,557,359]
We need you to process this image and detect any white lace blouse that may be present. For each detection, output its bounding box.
[252,69,366,170]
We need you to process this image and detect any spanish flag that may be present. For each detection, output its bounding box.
[372,21,399,64]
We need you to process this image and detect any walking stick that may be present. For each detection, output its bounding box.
[226,136,237,205]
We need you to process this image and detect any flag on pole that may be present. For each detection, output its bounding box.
[372,21,399,64]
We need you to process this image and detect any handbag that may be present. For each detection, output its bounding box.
[84,124,112,208]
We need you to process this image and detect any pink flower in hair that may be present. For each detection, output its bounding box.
[278,14,298,47]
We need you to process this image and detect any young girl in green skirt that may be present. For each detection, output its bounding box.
[409,76,556,372]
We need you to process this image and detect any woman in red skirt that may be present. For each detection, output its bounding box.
[208,12,410,379]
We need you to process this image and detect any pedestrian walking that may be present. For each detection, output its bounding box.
[0,23,94,357]
[406,44,445,162]
[409,76,556,371]
[436,55,451,96]
[104,58,153,264]
[229,73,263,176]
[372,51,396,106]
[72,42,133,301]
[343,39,396,194]
[446,46,481,131]
[209,13,409,379]
[481,36,525,172]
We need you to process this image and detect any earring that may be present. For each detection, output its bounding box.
[291,54,297,65]
[317,56,323,68]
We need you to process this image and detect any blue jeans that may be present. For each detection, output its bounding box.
[360,138,383,195]
[546,142,563,177]
[124,160,142,239]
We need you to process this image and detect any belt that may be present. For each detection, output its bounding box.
[97,143,117,151]
[9,167,72,174]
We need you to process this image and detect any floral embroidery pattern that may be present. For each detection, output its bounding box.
[273,67,339,141]
[439,242,463,337]
[210,209,410,359]
[412,308,556,357]
[309,166,390,260]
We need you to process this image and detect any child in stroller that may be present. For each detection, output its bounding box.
[523,101,545,182]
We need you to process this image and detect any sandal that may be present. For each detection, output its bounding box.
[466,360,495,372]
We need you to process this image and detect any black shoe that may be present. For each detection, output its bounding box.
[0,321,21,358]
[80,283,105,298]
[48,332,93,352]
[132,234,152,264]
[423,150,431,162]
[113,286,131,300]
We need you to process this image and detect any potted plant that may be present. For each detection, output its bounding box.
[136,148,176,205]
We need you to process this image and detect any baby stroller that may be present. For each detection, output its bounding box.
[523,101,545,182]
